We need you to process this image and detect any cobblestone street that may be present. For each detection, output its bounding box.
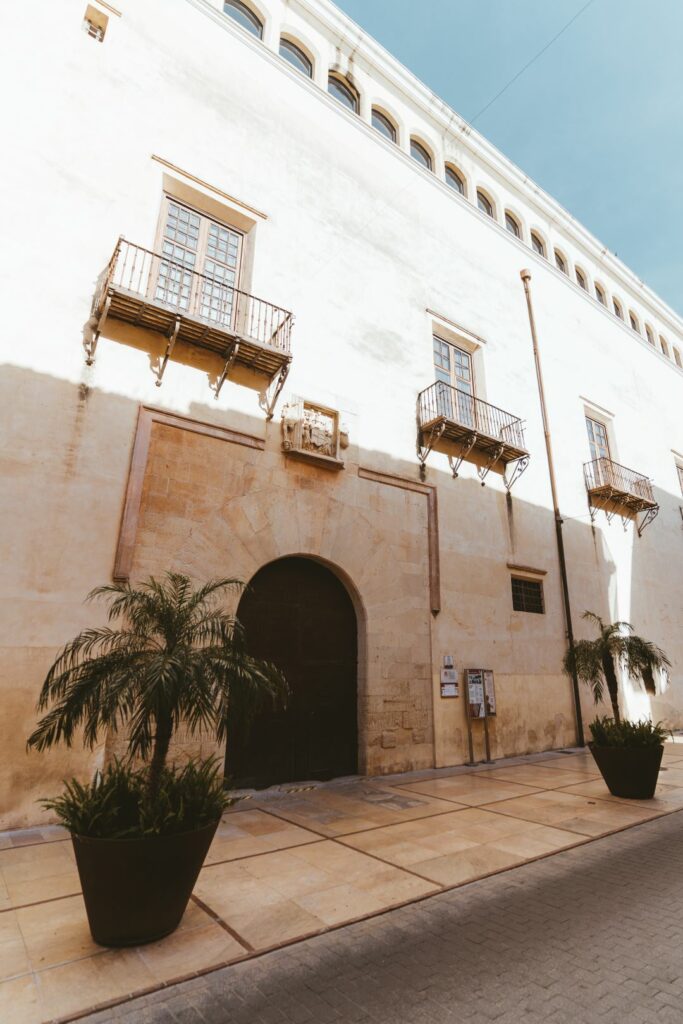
[86,808,683,1024]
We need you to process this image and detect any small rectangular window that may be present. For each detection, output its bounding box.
[511,577,544,614]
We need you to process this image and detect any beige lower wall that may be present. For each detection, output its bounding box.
[2,384,681,830]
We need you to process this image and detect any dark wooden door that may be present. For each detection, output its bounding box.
[226,557,358,788]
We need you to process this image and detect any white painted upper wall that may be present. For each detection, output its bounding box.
[1,0,682,508]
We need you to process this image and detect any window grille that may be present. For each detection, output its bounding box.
[511,577,544,614]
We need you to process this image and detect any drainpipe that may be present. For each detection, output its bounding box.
[520,269,585,747]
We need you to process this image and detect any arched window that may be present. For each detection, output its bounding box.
[613,298,624,320]
[645,324,655,346]
[371,108,397,143]
[223,0,263,38]
[327,73,359,113]
[554,250,568,275]
[445,164,465,196]
[279,38,312,77]
[660,335,670,358]
[477,190,493,217]
[628,311,640,333]
[595,282,607,306]
[531,231,546,257]
[410,138,432,170]
[674,348,682,368]
[505,212,521,238]
[576,267,588,291]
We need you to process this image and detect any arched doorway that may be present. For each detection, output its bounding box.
[226,556,358,788]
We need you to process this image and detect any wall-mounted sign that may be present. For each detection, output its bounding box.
[464,669,497,764]
[440,667,458,698]
[466,669,485,719]
[443,654,454,669]
[484,670,496,716]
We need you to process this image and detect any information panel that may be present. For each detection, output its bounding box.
[466,669,485,719]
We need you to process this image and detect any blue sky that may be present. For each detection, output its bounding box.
[335,0,683,315]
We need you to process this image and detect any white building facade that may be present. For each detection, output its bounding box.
[2,0,682,827]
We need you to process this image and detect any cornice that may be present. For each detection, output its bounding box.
[184,0,683,347]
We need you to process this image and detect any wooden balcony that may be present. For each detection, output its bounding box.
[417,381,529,488]
[584,456,659,533]
[86,238,293,412]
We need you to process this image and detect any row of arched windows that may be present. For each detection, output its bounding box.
[223,0,683,372]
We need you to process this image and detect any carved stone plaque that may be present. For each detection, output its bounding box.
[281,399,345,469]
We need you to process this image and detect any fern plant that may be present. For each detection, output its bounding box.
[28,573,287,813]
[43,760,231,838]
[563,612,670,725]
[589,716,668,748]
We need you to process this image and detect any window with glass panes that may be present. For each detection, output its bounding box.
[433,336,474,425]
[156,199,242,327]
[586,416,610,462]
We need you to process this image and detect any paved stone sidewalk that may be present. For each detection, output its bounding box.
[84,809,683,1024]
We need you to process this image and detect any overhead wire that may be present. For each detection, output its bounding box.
[468,0,599,125]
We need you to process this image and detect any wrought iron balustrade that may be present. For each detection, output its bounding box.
[417,381,529,488]
[418,382,527,449]
[87,238,293,410]
[583,456,658,534]
[584,457,655,504]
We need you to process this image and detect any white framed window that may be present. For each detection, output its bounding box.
[505,212,521,238]
[531,231,546,257]
[155,198,243,327]
[433,335,475,426]
[586,415,610,462]
[554,249,568,275]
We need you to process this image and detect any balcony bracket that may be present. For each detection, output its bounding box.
[476,442,506,487]
[264,361,291,420]
[503,454,530,493]
[636,504,659,537]
[155,316,181,387]
[447,432,478,480]
[214,341,240,399]
[85,292,112,366]
[417,422,447,480]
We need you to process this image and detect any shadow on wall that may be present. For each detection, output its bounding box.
[1,362,680,828]
[629,481,683,722]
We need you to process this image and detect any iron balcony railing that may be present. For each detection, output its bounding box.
[418,381,527,450]
[94,238,293,355]
[584,457,655,505]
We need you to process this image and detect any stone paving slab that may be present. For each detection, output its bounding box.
[81,809,683,1024]
[3,743,683,1023]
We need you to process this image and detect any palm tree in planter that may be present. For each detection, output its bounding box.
[563,611,671,799]
[27,573,287,947]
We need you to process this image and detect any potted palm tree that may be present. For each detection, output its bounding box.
[27,573,286,947]
[563,611,671,799]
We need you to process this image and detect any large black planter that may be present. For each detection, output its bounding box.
[589,743,663,799]
[71,819,219,947]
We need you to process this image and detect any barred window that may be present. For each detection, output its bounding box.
[511,577,544,614]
